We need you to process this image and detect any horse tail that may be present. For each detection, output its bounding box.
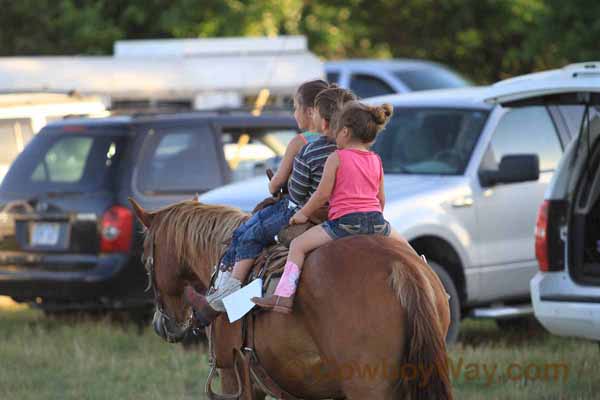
[388,251,453,400]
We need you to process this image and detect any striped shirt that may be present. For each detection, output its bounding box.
[287,135,337,206]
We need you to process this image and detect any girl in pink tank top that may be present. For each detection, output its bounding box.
[253,101,410,314]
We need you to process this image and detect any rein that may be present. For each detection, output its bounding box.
[144,232,243,399]
[143,207,297,399]
[143,235,197,340]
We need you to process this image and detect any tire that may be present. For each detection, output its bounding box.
[428,261,461,344]
[495,316,541,331]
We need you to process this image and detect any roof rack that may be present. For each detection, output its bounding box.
[112,105,293,118]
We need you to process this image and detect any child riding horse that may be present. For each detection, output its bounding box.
[186,84,357,325]
[253,101,411,313]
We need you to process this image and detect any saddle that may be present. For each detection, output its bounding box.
[247,199,328,296]
[205,182,328,400]
[244,168,328,295]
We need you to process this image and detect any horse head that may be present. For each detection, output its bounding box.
[128,197,248,343]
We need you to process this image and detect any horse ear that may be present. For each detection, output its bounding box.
[128,197,154,228]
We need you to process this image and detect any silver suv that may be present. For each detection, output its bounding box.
[494,63,600,342]
[200,77,581,342]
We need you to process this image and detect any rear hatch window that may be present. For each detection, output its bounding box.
[0,129,128,258]
[1,131,126,195]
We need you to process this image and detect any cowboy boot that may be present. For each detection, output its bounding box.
[184,276,241,327]
[184,286,221,328]
[252,261,300,314]
[252,294,295,314]
[206,276,242,310]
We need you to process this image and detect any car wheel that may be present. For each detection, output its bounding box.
[428,261,461,344]
[495,316,540,331]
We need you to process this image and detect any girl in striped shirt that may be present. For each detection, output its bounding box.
[185,84,356,325]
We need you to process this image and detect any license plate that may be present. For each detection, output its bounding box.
[31,223,60,246]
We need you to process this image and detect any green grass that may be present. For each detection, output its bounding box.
[0,306,209,400]
[0,303,598,400]
[452,320,600,400]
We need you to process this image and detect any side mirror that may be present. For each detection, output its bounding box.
[479,154,540,187]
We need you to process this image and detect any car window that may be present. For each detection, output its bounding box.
[558,105,586,137]
[349,74,395,98]
[558,105,600,139]
[32,137,93,183]
[372,108,488,175]
[483,106,563,172]
[393,68,470,91]
[1,132,127,194]
[220,128,297,182]
[326,71,340,84]
[137,127,222,195]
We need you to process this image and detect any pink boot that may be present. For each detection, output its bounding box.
[252,261,300,313]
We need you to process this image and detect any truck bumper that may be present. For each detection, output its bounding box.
[0,253,151,309]
[531,272,600,341]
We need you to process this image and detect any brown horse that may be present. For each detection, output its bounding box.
[130,198,453,400]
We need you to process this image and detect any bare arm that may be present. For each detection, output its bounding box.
[296,152,339,220]
[378,174,385,210]
[268,135,305,195]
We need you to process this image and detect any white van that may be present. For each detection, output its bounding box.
[0,93,107,182]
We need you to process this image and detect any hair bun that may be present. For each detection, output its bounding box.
[371,103,393,125]
[328,82,340,89]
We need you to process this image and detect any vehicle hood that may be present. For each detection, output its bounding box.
[383,174,465,200]
[199,174,467,212]
[199,176,271,211]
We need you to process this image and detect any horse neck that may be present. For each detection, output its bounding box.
[182,207,248,286]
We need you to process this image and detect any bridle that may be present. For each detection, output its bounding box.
[143,235,197,341]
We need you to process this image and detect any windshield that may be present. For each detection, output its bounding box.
[372,108,489,175]
[1,131,127,195]
[221,129,297,182]
[394,68,470,91]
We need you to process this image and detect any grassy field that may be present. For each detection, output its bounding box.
[0,297,598,400]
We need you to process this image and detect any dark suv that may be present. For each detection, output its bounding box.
[0,111,297,314]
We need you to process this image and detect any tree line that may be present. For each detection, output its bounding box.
[0,0,597,83]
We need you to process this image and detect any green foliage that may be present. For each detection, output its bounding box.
[0,0,597,83]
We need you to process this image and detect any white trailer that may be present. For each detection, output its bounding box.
[0,36,324,110]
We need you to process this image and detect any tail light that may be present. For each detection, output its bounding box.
[535,200,567,272]
[100,205,133,253]
[535,201,550,271]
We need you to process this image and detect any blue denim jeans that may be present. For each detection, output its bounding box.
[220,196,296,267]
[321,211,391,239]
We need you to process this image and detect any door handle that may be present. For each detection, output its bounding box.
[451,196,473,208]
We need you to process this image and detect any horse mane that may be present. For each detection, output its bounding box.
[146,200,249,273]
